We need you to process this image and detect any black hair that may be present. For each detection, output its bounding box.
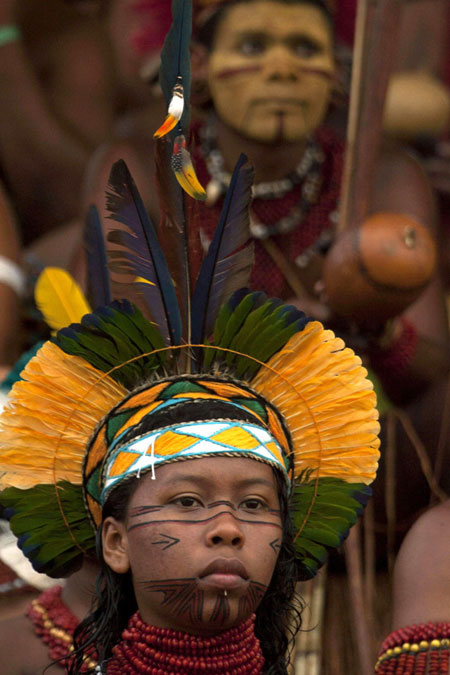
[196,0,334,52]
[69,398,303,674]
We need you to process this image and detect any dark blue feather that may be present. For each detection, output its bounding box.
[106,159,182,346]
[190,154,254,344]
[159,0,192,134]
[84,205,112,309]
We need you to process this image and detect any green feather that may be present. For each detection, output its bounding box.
[207,290,311,378]
[204,292,264,370]
[291,477,371,579]
[226,299,281,357]
[55,300,167,390]
[1,482,96,578]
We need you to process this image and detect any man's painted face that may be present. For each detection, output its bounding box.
[207,1,335,143]
[120,456,282,633]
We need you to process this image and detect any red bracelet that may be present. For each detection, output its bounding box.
[376,622,450,673]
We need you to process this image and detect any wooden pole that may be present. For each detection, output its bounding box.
[344,524,374,675]
[338,0,402,233]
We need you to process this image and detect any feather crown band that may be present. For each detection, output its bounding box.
[84,376,292,525]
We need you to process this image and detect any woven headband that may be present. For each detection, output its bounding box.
[83,377,291,527]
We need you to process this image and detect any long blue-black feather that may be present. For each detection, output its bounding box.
[190,154,254,344]
[159,0,192,134]
[106,159,181,346]
[84,205,112,309]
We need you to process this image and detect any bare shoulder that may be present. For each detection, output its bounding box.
[392,501,450,628]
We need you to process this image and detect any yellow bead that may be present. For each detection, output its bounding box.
[442,639,450,647]
[419,641,429,649]
[411,644,420,652]
[402,643,410,651]
[431,639,441,648]
[394,647,402,655]
[386,649,393,656]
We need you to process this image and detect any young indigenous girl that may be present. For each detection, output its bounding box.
[0,301,380,675]
[0,212,380,675]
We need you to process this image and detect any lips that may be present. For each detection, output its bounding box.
[199,558,249,580]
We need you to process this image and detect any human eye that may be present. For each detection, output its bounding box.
[240,497,267,511]
[170,495,204,509]
[291,36,323,58]
[237,33,266,56]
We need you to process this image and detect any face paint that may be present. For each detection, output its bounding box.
[123,456,282,633]
[207,1,335,143]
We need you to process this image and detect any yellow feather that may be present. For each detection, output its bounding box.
[35,268,92,332]
[0,342,126,489]
[251,321,380,486]
[181,163,207,200]
[174,166,207,201]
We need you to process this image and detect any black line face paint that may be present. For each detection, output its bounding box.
[129,505,163,518]
[238,581,267,619]
[210,593,230,625]
[127,510,283,533]
[139,578,205,624]
[152,533,180,550]
[207,500,237,511]
[137,577,268,627]
[269,537,281,554]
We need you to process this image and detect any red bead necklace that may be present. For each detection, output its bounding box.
[107,612,264,674]
[26,584,97,671]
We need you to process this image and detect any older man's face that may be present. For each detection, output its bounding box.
[207,1,335,143]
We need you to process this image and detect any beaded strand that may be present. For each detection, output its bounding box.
[107,612,264,674]
[26,585,97,671]
[375,623,450,674]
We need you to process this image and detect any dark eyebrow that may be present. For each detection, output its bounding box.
[235,30,267,39]
[234,477,276,490]
[160,474,276,490]
[164,474,211,486]
[235,29,325,43]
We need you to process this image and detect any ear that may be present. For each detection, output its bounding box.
[102,516,130,574]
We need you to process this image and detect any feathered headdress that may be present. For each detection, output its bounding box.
[0,0,379,582]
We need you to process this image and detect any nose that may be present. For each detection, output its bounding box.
[263,45,299,82]
[205,511,245,548]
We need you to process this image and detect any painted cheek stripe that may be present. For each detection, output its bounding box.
[215,65,262,79]
[127,510,283,532]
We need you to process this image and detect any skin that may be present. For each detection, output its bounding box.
[391,500,450,629]
[0,0,114,244]
[207,1,335,144]
[103,456,282,634]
